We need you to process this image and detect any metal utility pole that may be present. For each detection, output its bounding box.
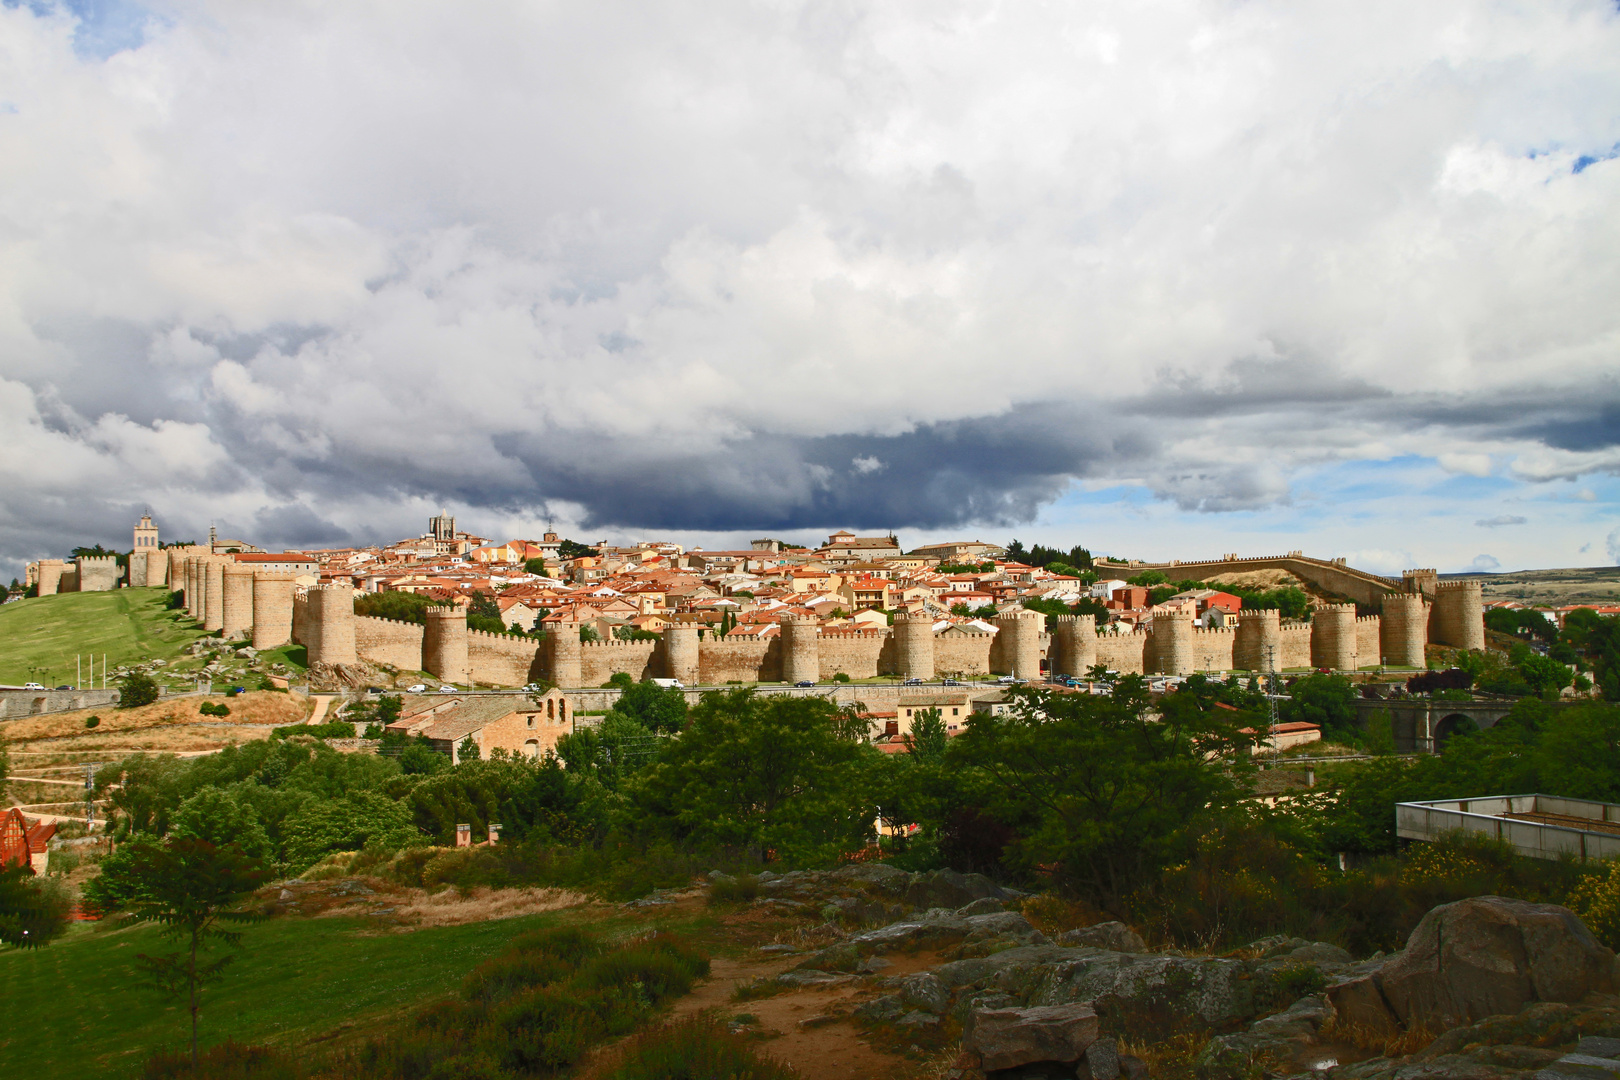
[1262,644,1279,748]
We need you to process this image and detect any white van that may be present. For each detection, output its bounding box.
[649,678,684,690]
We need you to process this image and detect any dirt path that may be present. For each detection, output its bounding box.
[306,695,336,725]
[664,949,934,1079]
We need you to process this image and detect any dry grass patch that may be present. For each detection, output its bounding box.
[0,689,310,741]
[327,885,595,927]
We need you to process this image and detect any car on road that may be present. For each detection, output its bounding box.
[405,684,427,693]
[439,686,457,692]
[55,684,73,690]
[22,682,45,689]
[794,680,815,688]
[650,678,684,689]
[941,678,962,686]
[901,677,923,685]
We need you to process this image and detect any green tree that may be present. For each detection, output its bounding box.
[606,671,635,690]
[0,866,71,948]
[119,671,161,709]
[399,741,451,776]
[630,690,874,862]
[281,791,419,870]
[90,837,270,1066]
[458,735,481,761]
[580,625,600,643]
[170,788,274,864]
[905,707,948,765]
[1278,674,1358,739]
[558,538,595,560]
[947,681,1254,907]
[612,682,688,734]
[524,558,550,577]
[354,591,435,623]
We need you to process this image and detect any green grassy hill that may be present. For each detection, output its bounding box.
[0,912,563,1079]
[0,588,206,686]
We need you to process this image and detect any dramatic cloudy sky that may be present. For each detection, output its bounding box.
[3,0,1619,577]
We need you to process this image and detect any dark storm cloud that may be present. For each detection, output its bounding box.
[499,405,1157,532]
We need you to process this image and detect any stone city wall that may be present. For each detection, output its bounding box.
[1187,626,1237,673]
[469,629,546,686]
[1356,615,1382,668]
[699,637,778,684]
[354,615,426,671]
[1279,621,1314,669]
[577,638,661,686]
[816,630,887,680]
[933,631,995,677]
[1093,628,1149,674]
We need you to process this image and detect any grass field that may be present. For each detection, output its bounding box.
[0,910,572,1079]
[0,588,206,687]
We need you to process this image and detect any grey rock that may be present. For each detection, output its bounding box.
[1028,951,1258,1028]
[854,995,904,1022]
[897,1010,941,1027]
[1581,1041,1620,1060]
[904,868,1013,910]
[756,870,778,882]
[775,969,853,988]
[934,945,1076,990]
[967,1003,1100,1072]
[1058,922,1147,954]
[1285,942,1353,966]
[757,944,797,954]
[959,896,1006,916]
[858,956,893,974]
[831,863,913,888]
[899,971,951,1014]
[1381,896,1616,1030]
[848,915,967,949]
[966,912,1039,937]
[1199,993,1331,1077]
[1087,1036,1122,1080]
[1538,1054,1620,1080]
[707,869,730,881]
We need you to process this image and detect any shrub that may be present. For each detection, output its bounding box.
[707,874,760,905]
[573,935,709,1002]
[199,701,231,717]
[85,715,100,728]
[119,671,160,709]
[606,1015,797,1080]
[143,1040,302,1079]
[489,987,615,1073]
[831,672,851,683]
[1565,860,1620,951]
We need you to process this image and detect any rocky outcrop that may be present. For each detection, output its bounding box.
[1379,897,1615,1031]
[966,1004,1100,1072]
[1060,921,1148,954]
[1326,897,1616,1039]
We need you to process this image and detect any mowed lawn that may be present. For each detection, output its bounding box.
[0,588,205,686]
[0,912,559,1079]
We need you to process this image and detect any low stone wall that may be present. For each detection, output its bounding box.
[0,687,121,720]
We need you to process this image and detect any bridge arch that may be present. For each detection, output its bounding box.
[1434,712,1480,751]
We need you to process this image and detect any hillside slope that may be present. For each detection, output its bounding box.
[0,588,206,686]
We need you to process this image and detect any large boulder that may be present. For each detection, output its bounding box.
[905,868,1014,910]
[966,1003,1100,1072]
[1380,896,1615,1031]
[1060,921,1148,954]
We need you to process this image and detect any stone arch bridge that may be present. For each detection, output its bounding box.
[1350,696,1521,753]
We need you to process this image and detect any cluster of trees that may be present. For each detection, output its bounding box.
[1005,539,1094,574]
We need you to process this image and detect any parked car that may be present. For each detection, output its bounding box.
[902,677,923,686]
[439,685,457,692]
[54,684,73,691]
[22,682,44,689]
[941,678,962,686]
[406,684,427,693]
[794,680,815,688]
[995,675,1016,684]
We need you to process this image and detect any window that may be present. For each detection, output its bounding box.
[526,715,534,728]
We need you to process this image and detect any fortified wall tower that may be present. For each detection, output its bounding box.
[993,609,1045,678]
[34,559,67,597]
[1431,580,1485,651]
[251,573,296,650]
[661,624,700,686]
[1233,608,1281,672]
[304,586,357,667]
[1152,610,1195,675]
[891,610,936,680]
[222,563,255,639]
[424,605,470,683]
[549,623,583,688]
[1311,603,1359,671]
[76,555,121,593]
[1380,593,1429,668]
[1051,614,1097,677]
[203,556,227,633]
[780,614,820,684]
